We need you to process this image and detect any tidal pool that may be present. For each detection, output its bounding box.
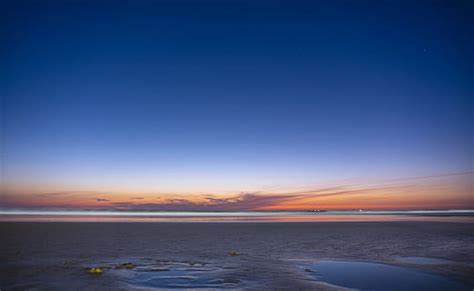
[305,260,472,291]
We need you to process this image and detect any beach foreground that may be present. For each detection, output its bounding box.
[1,221,473,290]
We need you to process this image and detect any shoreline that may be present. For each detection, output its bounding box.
[1,213,473,223]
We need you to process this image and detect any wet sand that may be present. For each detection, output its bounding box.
[1,221,473,290]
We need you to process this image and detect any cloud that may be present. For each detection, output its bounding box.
[96,198,110,202]
[109,192,302,211]
[37,191,102,198]
[0,185,422,211]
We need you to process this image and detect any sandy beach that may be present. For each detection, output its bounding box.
[1,221,473,290]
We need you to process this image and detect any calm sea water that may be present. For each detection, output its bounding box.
[0,210,472,222]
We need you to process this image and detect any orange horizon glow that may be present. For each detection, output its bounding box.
[1,172,472,211]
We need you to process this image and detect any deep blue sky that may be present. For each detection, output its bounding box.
[1,0,472,195]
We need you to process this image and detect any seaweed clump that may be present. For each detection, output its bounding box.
[86,267,103,275]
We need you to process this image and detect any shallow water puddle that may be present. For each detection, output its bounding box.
[123,262,243,289]
[305,260,471,291]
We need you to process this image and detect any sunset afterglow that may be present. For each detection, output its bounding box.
[1,0,472,213]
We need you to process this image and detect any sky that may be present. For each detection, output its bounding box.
[1,0,472,211]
